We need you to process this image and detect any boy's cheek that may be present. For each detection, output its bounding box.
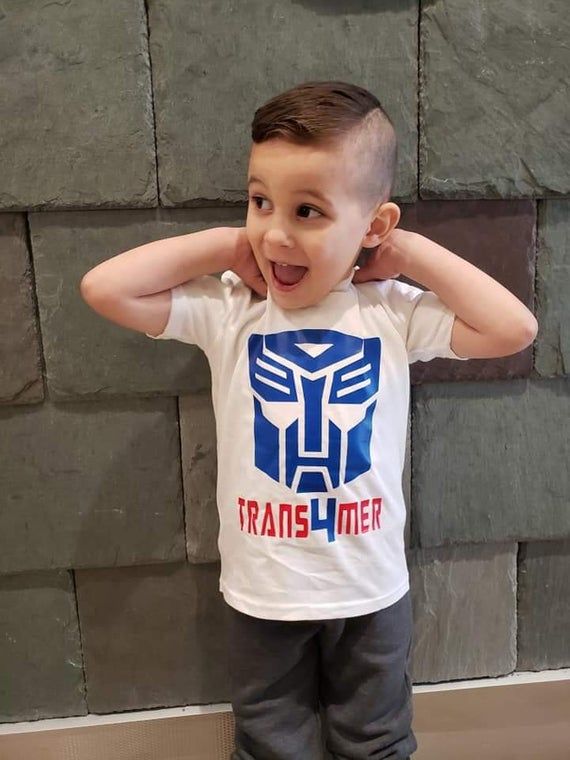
[244,222,257,248]
[252,247,266,275]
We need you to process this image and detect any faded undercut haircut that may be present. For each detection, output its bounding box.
[250,80,398,218]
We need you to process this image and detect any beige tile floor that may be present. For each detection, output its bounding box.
[0,677,568,759]
[411,679,570,759]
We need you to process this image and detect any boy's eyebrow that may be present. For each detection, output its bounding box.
[247,176,333,205]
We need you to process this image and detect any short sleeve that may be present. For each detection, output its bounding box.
[144,274,229,351]
[375,279,470,363]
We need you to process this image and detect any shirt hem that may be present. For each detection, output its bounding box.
[220,579,410,621]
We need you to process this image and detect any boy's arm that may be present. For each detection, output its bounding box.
[394,230,538,359]
[79,226,241,337]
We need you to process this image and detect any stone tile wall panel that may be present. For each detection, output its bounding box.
[0,397,185,574]
[534,200,570,377]
[0,570,86,722]
[398,199,536,384]
[75,562,230,713]
[148,0,418,205]
[29,207,249,401]
[180,393,220,563]
[517,539,570,670]
[412,378,570,547]
[0,214,44,405]
[408,542,517,682]
[420,0,570,198]
[0,0,157,211]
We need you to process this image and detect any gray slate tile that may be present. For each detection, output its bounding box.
[420,0,570,198]
[29,207,249,400]
[75,562,230,713]
[0,570,86,723]
[0,214,43,405]
[0,397,185,575]
[517,539,570,671]
[535,200,570,377]
[0,0,157,211]
[148,0,418,205]
[408,542,517,682]
[411,378,570,546]
[180,392,220,563]
[398,199,536,384]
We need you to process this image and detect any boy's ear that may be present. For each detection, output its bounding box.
[360,202,401,248]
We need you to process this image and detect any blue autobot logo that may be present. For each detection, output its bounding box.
[248,329,381,493]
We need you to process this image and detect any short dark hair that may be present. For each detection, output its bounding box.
[250,80,398,217]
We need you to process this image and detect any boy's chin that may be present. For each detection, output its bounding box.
[271,288,323,310]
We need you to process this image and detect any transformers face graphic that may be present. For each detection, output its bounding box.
[248,329,381,492]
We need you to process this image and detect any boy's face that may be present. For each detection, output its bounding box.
[246,137,394,310]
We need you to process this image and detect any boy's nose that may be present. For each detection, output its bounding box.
[264,227,294,249]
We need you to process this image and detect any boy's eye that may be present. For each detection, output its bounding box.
[249,195,321,220]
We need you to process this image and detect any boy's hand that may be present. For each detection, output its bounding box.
[352,228,411,283]
[230,227,268,298]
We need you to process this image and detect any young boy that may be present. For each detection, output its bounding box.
[80,81,537,759]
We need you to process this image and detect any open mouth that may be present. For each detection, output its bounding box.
[271,261,308,291]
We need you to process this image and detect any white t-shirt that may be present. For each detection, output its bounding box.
[146,271,468,620]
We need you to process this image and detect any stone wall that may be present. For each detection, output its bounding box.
[0,0,568,723]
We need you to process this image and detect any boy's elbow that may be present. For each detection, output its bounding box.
[519,316,538,348]
[80,271,111,303]
[79,276,126,326]
[79,278,107,320]
[507,319,538,355]
[486,319,538,359]
[527,316,539,341]
[79,273,93,300]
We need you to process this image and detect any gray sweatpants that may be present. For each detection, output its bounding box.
[228,590,417,760]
